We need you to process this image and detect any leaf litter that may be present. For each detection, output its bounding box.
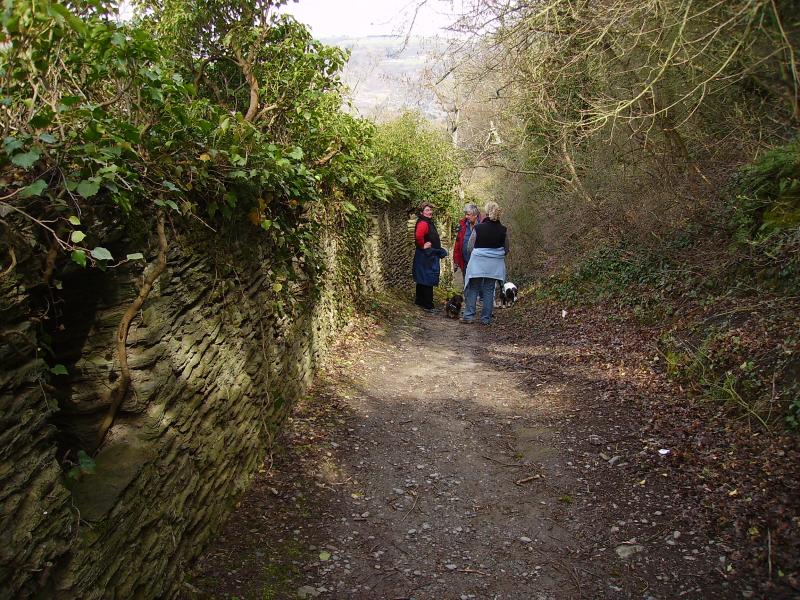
[185,294,798,599]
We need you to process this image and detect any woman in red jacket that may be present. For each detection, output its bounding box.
[412,203,448,311]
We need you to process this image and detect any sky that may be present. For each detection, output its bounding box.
[118,0,464,39]
[278,0,461,39]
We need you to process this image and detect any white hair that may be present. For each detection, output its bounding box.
[484,201,502,220]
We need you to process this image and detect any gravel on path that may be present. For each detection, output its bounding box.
[185,295,770,600]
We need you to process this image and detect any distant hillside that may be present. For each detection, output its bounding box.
[322,35,447,122]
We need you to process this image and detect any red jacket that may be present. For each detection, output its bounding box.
[453,215,480,271]
[415,220,430,248]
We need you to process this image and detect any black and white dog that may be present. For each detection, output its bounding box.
[444,293,463,319]
[500,282,518,307]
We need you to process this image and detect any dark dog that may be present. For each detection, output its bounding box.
[444,294,463,319]
[500,282,518,307]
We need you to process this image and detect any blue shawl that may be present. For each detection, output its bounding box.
[464,247,506,289]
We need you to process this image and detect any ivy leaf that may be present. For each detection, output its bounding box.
[153,198,179,212]
[77,450,96,475]
[70,231,86,243]
[39,133,57,144]
[59,95,82,107]
[46,3,87,35]
[3,136,23,153]
[50,364,68,375]
[288,147,304,160]
[11,149,40,169]
[71,249,87,267]
[126,253,144,260]
[90,247,113,261]
[271,282,283,293]
[68,215,81,225]
[77,180,100,198]
[19,179,48,198]
[29,113,51,129]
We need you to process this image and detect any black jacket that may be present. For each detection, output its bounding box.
[473,219,508,253]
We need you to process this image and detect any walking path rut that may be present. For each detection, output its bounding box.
[186,296,735,599]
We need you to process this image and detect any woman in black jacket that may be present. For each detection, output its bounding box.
[463,201,508,324]
[412,202,448,311]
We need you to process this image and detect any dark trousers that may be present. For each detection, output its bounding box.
[415,284,434,309]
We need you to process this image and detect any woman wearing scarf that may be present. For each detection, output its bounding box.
[462,201,508,325]
[412,202,448,312]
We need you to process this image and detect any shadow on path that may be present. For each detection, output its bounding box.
[184,295,744,600]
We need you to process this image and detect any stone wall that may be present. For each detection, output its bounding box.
[372,204,414,291]
[372,204,455,295]
[0,216,389,599]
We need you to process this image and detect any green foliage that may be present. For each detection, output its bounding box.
[729,139,800,292]
[538,246,676,312]
[660,326,800,431]
[662,331,762,418]
[65,450,96,484]
[3,1,227,259]
[49,364,69,376]
[0,0,450,287]
[734,139,800,237]
[788,393,800,430]
[372,112,461,212]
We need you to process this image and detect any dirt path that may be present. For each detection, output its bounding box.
[185,296,767,599]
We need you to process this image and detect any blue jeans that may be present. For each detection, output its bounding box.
[464,277,498,324]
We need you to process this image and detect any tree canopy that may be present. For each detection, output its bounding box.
[0,0,462,273]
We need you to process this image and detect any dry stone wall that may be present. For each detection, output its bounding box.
[373,204,414,291]
[0,213,392,599]
[372,204,455,295]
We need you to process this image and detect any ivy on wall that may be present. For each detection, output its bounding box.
[0,0,462,451]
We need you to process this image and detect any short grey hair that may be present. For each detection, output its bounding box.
[463,203,479,216]
[484,201,502,220]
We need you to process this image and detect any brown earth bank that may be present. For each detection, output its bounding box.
[184,293,799,600]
